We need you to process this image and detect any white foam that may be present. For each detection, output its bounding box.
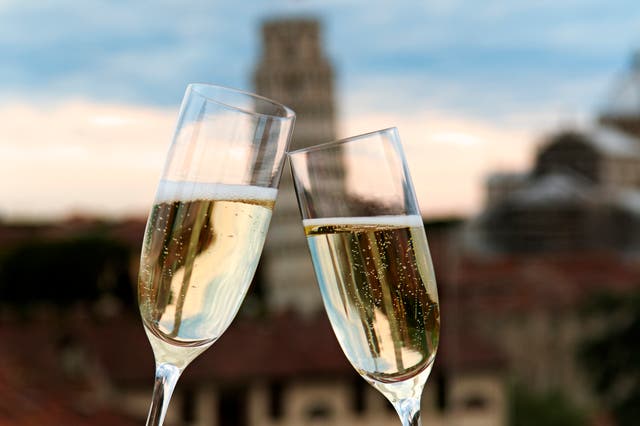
[303,215,424,228]
[155,180,277,203]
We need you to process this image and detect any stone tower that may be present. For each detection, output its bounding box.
[253,18,337,315]
[599,51,640,138]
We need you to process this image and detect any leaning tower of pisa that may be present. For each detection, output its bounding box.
[254,18,338,315]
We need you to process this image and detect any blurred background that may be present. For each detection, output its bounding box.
[1,1,640,425]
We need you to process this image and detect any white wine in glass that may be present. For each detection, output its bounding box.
[138,84,294,426]
[289,128,439,426]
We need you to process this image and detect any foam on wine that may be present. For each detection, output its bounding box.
[303,214,423,229]
[155,180,277,204]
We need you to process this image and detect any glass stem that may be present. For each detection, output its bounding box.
[394,397,422,426]
[145,362,183,426]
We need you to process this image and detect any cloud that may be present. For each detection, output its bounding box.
[0,101,176,219]
[341,109,537,217]
[1,0,637,113]
[0,98,539,220]
[338,69,609,129]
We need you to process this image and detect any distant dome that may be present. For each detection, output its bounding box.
[509,173,596,206]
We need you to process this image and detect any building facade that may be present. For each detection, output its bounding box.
[476,113,640,253]
[253,18,339,315]
[460,51,640,420]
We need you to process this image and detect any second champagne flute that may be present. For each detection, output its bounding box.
[137,83,295,426]
[289,127,440,426]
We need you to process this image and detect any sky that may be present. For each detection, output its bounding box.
[1,0,639,220]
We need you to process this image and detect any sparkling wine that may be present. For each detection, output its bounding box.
[138,180,275,364]
[304,215,439,383]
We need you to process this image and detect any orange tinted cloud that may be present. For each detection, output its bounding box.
[0,101,175,220]
[1,101,537,220]
[342,110,537,217]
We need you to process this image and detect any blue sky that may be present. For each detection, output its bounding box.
[1,0,639,218]
[2,0,638,114]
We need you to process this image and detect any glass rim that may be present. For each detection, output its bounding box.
[188,82,296,120]
[287,127,398,157]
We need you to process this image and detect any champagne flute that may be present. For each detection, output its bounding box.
[288,127,439,426]
[137,83,294,426]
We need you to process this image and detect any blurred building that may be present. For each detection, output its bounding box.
[477,128,640,253]
[0,304,506,426]
[253,18,338,316]
[458,51,640,415]
[0,218,507,426]
[475,53,640,255]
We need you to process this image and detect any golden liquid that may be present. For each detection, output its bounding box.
[305,216,439,383]
[138,184,274,363]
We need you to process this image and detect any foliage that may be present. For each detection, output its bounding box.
[0,234,135,308]
[509,383,587,426]
[578,291,640,426]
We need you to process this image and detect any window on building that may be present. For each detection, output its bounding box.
[283,42,296,59]
[269,380,284,419]
[181,387,196,424]
[352,376,366,414]
[435,371,448,412]
[305,401,333,420]
[463,394,489,411]
[285,74,302,95]
[218,386,248,426]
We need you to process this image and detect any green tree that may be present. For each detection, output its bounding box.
[578,291,640,426]
[0,234,135,309]
[509,383,586,426]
